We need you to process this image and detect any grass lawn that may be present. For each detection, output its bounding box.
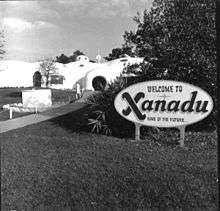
[0,87,76,121]
[0,106,218,210]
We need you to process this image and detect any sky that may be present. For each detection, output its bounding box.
[0,0,153,62]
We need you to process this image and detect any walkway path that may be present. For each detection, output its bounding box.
[0,102,85,134]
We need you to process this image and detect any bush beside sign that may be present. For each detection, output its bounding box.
[114,80,213,128]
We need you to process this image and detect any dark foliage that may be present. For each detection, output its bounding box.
[104,46,135,61]
[0,31,5,59]
[87,77,135,138]
[96,0,216,134]
[56,50,84,64]
[124,0,216,130]
[55,53,70,64]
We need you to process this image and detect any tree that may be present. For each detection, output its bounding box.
[102,0,216,131]
[123,0,216,130]
[38,58,57,87]
[123,0,216,96]
[69,50,84,62]
[56,53,70,64]
[0,31,5,59]
[55,50,85,64]
[104,46,134,61]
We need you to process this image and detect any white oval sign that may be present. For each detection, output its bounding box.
[114,80,213,128]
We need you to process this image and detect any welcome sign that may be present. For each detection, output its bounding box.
[114,80,213,128]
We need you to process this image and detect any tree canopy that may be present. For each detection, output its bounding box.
[104,46,135,61]
[107,0,216,97]
[127,0,215,88]
[0,31,5,59]
[56,50,84,64]
[106,0,216,130]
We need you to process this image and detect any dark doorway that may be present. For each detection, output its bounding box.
[92,76,107,91]
[33,71,42,88]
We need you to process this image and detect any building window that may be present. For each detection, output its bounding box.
[50,75,65,84]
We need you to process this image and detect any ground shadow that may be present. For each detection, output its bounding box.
[49,105,92,134]
[5,91,22,98]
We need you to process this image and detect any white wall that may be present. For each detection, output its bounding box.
[0,56,145,90]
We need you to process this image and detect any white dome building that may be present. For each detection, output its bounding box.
[0,55,147,91]
[76,55,89,62]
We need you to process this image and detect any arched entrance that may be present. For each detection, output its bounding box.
[33,71,42,88]
[92,76,107,91]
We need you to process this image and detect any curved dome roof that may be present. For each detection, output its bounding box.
[76,55,89,62]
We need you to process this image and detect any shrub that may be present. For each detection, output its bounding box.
[86,63,216,141]
[86,75,165,141]
[86,76,136,138]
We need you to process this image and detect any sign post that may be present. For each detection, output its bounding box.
[114,80,213,147]
[178,126,186,147]
[9,107,13,119]
[135,123,141,141]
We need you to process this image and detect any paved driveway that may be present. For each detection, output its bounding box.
[0,102,85,134]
